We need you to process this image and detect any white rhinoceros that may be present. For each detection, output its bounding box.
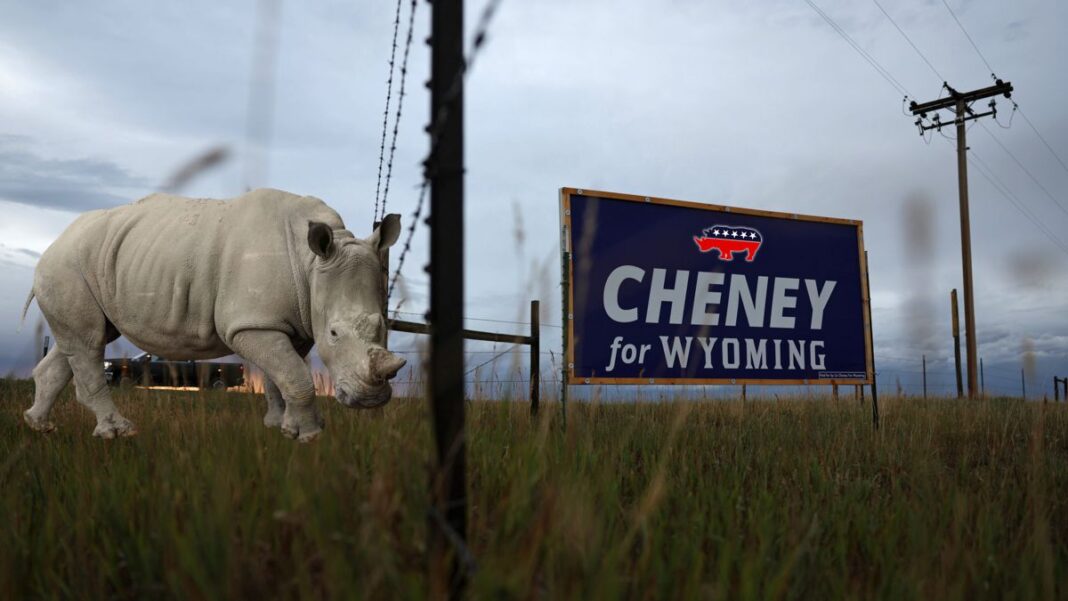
[21,188,406,441]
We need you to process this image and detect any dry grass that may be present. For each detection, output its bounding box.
[0,378,1065,599]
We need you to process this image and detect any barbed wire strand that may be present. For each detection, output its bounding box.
[387,0,506,317]
[388,309,563,328]
[464,344,521,376]
[372,0,405,221]
[378,0,419,221]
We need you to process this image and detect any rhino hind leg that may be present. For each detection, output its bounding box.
[262,377,286,428]
[232,330,322,442]
[67,351,137,439]
[35,269,136,439]
[24,345,73,432]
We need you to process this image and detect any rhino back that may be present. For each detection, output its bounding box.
[38,189,339,359]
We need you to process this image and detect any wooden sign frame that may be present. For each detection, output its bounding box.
[559,187,874,386]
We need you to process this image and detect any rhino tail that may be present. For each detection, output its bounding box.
[19,289,35,331]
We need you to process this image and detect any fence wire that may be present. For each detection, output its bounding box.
[386,0,506,313]
[372,0,406,221]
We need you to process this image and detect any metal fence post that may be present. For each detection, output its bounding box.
[427,0,468,594]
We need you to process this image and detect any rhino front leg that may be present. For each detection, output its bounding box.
[232,330,322,442]
[262,377,285,428]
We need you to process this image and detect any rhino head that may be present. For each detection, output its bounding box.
[306,214,407,409]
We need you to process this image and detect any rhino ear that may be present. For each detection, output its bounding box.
[370,213,402,252]
[307,221,335,259]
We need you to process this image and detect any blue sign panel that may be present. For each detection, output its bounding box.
[561,188,872,385]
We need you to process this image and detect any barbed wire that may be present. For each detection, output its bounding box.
[372,0,405,221]
[464,343,521,376]
[391,349,554,355]
[387,0,506,316]
[377,0,419,221]
[389,308,563,328]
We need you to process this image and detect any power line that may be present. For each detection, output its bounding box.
[373,0,405,221]
[939,0,996,75]
[938,1,1068,181]
[871,0,944,83]
[878,5,1068,280]
[977,121,1068,218]
[965,145,1068,257]
[802,0,911,98]
[1016,106,1068,177]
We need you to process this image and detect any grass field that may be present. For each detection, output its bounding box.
[1,379,1065,599]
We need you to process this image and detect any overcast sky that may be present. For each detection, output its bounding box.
[1,0,1065,397]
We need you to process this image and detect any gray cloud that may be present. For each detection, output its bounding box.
[0,136,148,211]
[1004,20,1028,42]
[0,243,41,269]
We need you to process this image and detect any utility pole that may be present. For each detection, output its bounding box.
[911,80,1013,399]
[428,0,468,596]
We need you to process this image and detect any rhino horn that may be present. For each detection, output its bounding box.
[370,348,407,381]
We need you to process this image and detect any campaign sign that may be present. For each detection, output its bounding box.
[560,188,873,385]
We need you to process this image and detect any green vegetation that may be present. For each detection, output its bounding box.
[1,378,1065,599]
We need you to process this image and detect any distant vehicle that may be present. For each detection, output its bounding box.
[104,353,244,390]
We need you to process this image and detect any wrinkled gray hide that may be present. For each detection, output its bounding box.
[22,188,405,441]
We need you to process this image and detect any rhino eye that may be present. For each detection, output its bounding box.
[330,329,338,337]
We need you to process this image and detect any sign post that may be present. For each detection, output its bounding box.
[560,188,873,391]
